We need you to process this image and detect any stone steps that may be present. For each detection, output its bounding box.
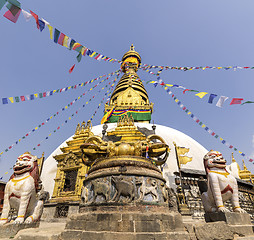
[13,222,65,240]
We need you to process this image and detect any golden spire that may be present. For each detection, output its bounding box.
[103,45,153,123]
[242,159,248,171]
[231,152,236,163]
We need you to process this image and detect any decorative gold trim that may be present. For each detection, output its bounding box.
[17,215,24,218]
[233,206,241,209]
[209,170,229,177]
[217,205,224,208]
[11,175,30,186]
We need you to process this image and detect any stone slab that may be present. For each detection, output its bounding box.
[0,222,39,239]
[204,212,252,225]
[61,230,190,240]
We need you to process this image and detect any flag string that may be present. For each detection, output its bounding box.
[32,79,117,151]
[143,73,254,166]
[146,79,254,107]
[1,69,121,105]
[0,81,116,179]
[0,73,120,157]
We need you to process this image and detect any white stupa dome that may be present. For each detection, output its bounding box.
[40,123,208,197]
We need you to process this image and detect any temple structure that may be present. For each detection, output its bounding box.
[39,45,254,226]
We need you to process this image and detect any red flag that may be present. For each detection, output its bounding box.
[30,10,40,29]
[20,96,25,101]
[43,92,46,97]
[183,89,190,94]
[230,98,244,105]
[58,33,65,45]
[69,64,75,73]
[4,8,21,23]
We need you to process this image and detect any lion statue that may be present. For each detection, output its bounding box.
[201,150,245,213]
[0,152,48,225]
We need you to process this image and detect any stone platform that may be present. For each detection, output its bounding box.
[60,211,190,240]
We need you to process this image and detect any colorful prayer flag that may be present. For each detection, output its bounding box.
[230,98,244,105]
[4,6,21,23]
[216,96,228,108]
[241,101,254,105]
[69,64,75,73]
[0,0,7,11]
[22,9,32,21]
[58,33,65,45]
[54,29,60,43]
[38,19,45,32]
[48,25,53,40]
[2,98,8,104]
[195,92,208,99]
[208,94,217,104]
[30,10,39,29]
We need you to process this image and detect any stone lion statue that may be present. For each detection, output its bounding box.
[0,152,47,225]
[201,150,245,213]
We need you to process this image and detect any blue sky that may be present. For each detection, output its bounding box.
[0,0,254,180]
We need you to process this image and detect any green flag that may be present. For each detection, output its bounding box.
[76,52,82,62]
[0,0,7,10]
[241,101,254,105]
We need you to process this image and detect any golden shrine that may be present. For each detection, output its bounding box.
[231,153,254,183]
[50,121,93,202]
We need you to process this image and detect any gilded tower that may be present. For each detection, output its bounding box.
[103,45,153,123]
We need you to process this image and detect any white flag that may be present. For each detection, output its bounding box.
[216,96,228,108]
[22,10,32,22]
[41,18,50,26]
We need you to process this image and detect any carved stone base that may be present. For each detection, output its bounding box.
[204,212,252,225]
[60,211,190,240]
[0,222,39,238]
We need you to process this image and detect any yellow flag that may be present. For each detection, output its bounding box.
[178,156,192,165]
[9,97,14,103]
[34,93,38,98]
[166,84,173,87]
[90,52,96,57]
[63,36,69,48]
[176,146,189,156]
[48,25,53,40]
[195,92,208,99]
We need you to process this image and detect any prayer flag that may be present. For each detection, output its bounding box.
[183,89,190,94]
[0,0,7,11]
[101,107,114,124]
[30,94,34,100]
[15,96,19,102]
[2,98,8,104]
[81,47,88,56]
[38,19,45,32]
[69,64,75,73]
[63,35,69,48]
[41,18,49,25]
[241,101,254,105]
[4,6,21,23]
[208,94,217,104]
[7,0,20,7]
[216,96,228,108]
[20,96,25,101]
[76,52,82,62]
[30,10,39,29]
[69,39,76,50]
[58,33,65,45]
[48,25,53,40]
[9,97,14,103]
[230,98,244,105]
[22,9,32,21]
[195,92,208,99]
[54,29,60,43]
[72,43,82,51]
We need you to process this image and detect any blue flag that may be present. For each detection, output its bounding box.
[208,94,217,104]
